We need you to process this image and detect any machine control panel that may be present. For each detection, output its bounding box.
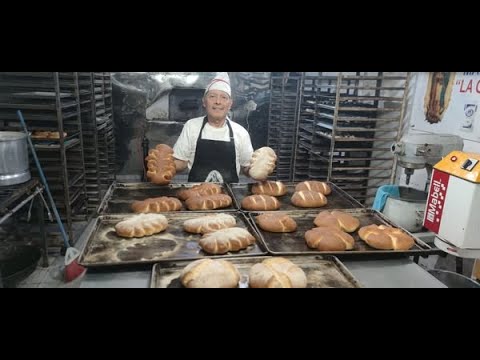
[462,158,479,172]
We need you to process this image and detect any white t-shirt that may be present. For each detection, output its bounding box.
[173,116,253,175]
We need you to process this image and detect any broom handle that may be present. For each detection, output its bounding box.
[17,110,71,249]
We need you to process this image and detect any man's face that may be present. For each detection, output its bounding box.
[203,90,232,120]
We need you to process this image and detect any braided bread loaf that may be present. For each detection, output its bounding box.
[131,197,182,213]
[255,213,297,233]
[249,147,277,181]
[177,183,222,201]
[251,181,287,197]
[199,227,256,254]
[249,258,307,288]
[115,214,168,238]
[146,144,177,185]
[295,181,332,195]
[291,191,328,208]
[241,195,281,211]
[183,213,236,234]
[313,211,360,233]
[305,227,355,251]
[185,194,232,211]
[181,259,240,288]
[358,225,415,250]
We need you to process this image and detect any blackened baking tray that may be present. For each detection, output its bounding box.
[227,182,363,212]
[150,255,363,288]
[78,211,266,268]
[97,182,240,215]
[247,209,442,259]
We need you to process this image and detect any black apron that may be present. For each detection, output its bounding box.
[188,117,239,183]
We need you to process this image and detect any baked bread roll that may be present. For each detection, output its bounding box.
[255,213,297,233]
[249,147,277,181]
[305,227,355,251]
[181,259,240,288]
[115,214,168,238]
[131,197,182,213]
[32,131,67,139]
[146,144,177,185]
[185,194,232,211]
[241,195,281,211]
[249,258,307,288]
[295,181,332,195]
[358,224,415,250]
[177,183,222,201]
[183,213,236,234]
[313,211,360,233]
[251,181,287,197]
[291,191,328,208]
[199,227,256,255]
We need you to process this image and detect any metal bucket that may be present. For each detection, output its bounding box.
[428,270,480,288]
[382,186,427,233]
[0,131,31,186]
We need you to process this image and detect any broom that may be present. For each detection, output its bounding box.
[17,110,86,283]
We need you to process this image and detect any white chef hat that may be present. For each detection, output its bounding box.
[205,72,231,97]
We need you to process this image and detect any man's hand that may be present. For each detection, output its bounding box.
[175,159,188,173]
[241,166,250,177]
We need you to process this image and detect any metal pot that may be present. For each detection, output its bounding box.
[382,186,427,233]
[0,131,31,186]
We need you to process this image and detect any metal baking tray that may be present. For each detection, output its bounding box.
[97,182,239,215]
[78,211,266,268]
[150,255,363,288]
[247,208,443,259]
[227,181,363,212]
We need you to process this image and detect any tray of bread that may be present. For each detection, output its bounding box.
[246,208,442,259]
[97,182,240,215]
[227,181,363,212]
[150,255,363,288]
[78,211,267,268]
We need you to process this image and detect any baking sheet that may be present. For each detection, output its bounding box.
[150,255,363,288]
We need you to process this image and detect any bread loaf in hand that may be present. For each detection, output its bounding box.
[255,213,297,233]
[249,258,307,288]
[241,195,281,211]
[249,147,277,181]
[291,191,328,208]
[358,224,415,250]
[295,181,332,195]
[251,181,287,197]
[115,214,168,238]
[199,227,256,255]
[177,183,222,201]
[183,213,236,234]
[146,144,177,185]
[305,227,355,251]
[131,197,182,213]
[313,210,360,233]
[185,194,232,211]
[181,259,240,288]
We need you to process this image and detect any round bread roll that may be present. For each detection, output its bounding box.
[251,181,287,197]
[291,190,328,208]
[183,213,236,234]
[313,211,360,233]
[131,197,182,213]
[199,227,256,255]
[358,224,415,250]
[181,259,241,288]
[305,227,355,251]
[185,194,232,211]
[115,214,168,238]
[295,181,332,195]
[241,195,281,211]
[255,213,297,233]
[177,183,222,201]
[249,258,307,288]
[249,147,277,181]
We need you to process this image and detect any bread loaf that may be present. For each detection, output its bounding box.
[291,191,328,208]
[241,195,281,211]
[199,227,256,254]
[255,213,297,233]
[177,183,222,201]
[251,181,287,197]
[305,227,355,251]
[181,259,240,288]
[115,214,168,238]
[32,131,68,139]
[185,194,232,211]
[295,181,332,195]
[146,144,177,185]
[249,147,277,181]
[313,211,360,233]
[183,213,236,234]
[249,258,307,288]
[358,224,415,250]
[131,197,182,213]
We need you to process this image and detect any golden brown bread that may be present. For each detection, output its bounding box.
[291,191,328,208]
[251,181,287,197]
[177,183,222,201]
[358,224,415,250]
[249,147,277,181]
[249,258,307,288]
[31,131,67,139]
[199,227,256,255]
[114,214,168,238]
[305,227,355,251]
[313,211,360,233]
[295,181,332,195]
[131,197,182,213]
[241,195,281,211]
[255,213,297,233]
[185,194,232,211]
[181,259,241,288]
[183,213,236,234]
[146,144,177,185]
